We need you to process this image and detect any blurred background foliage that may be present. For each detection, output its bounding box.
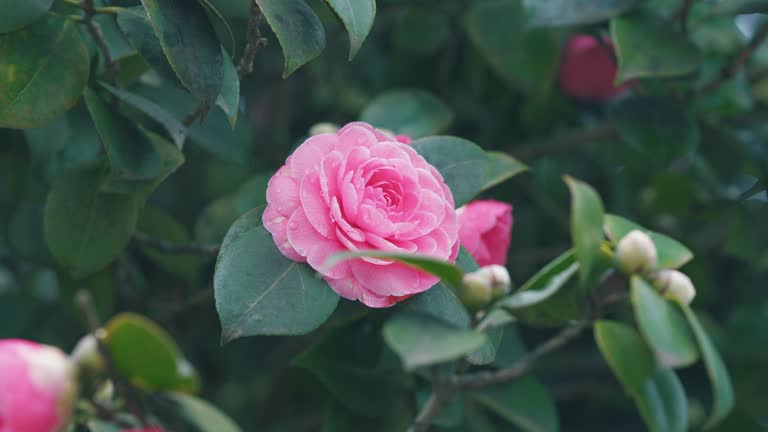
[1,0,767,430]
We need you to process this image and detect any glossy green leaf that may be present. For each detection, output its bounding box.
[609,97,700,167]
[216,51,239,128]
[0,0,53,33]
[595,320,655,394]
[383,312,486,370]
[325,251,464,288]
[256,0,326,77]
[633,370,688,432]
[497,250,578,311]
[611,13,701,83]
[0,14,89,128]
[564,176,605,285]
[631,277,699,368]
[604,214,693,269]
[681,306,734,429]
[198,0,236,55]
[466,326,504,366]
[214,209,339,341]
[105,313,200,393]
[523,0,637,27]
[116,7,179,84]
[325,0,375,59]
[411,136,489,207]
[465,0,560,94]
[149,392,241,432]
[137,207,203,283]
[483,151,529,190]
[361,90,453,138]
[44,162,138,277]
[141,0,224,106]
[470,376,559,432]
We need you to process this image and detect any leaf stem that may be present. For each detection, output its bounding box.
[698,22,768,96]
[132,231,220,255]
[237,1,268,79]
[80,0,119,84]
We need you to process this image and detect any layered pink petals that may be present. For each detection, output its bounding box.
[558,35,628,102]
[0,339,78,432]
[458,200,513,267]
[263,122,459,307]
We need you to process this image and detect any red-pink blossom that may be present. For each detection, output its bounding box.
[457,200,513,267]
[558,35,628,102]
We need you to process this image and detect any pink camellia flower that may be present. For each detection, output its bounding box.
[0,339,78,432]
[457,200,513,267]
[395,134,412,144]
[263,122,459,307]
[558,35,628,102]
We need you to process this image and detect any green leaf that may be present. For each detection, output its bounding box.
[216,51,239,128]
[633,370,689,432]
[465,0,560,94]
[523,0,637,28]
[256,0,326,77]
[137,207,203,283]
[44,162,138,277]
[609,96,700,167]
[470,376,559,432]
[604,214,693,269]
[324,251,464,288]
[497,250,578,311]
[361,90,453,138]
[611,13,701,84]
[411,136,489,207]
[564,176,605,286]
[594,320,655,394]
[0,0,53,33]
[383,312,487,370]
[149,392,241,432]
[140,0,224,107]
[198,0,236,55]
[466,325,504,366]
[681,306,734,429]
[214,210,339,341]
[0,14,89,129]
[631,277,699,368]
[483,151,528,190]
[105,313,200,393]
[324,0,375,59]
[116,7,179,84]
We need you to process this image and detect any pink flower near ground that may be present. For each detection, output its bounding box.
[457,200,513,267]
[263,122,459,307]
[0,339,78,432]
[558,35,628,102]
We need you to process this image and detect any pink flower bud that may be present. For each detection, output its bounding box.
[558,35,629,102]
[457,200,513,267]
[0,339,78,432]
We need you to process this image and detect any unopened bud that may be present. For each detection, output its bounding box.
[653,269,696,305]
[615,230,658,274]
[460,265,511,310]
[309,122,340,136]
[71,330,106,377]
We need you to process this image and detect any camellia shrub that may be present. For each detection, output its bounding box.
[2,0,767,431]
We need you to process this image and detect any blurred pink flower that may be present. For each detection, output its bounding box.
[395,134,412,144]
[458,200,513,267]
[558,35,628,102]
[263,122,459,307]
[0,339,78,432]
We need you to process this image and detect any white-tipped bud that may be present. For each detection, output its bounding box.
[460,265,511,310]
[653,269,696,305]
[615,230,658,274]
[70,330,106,377]
[309,122,340,136]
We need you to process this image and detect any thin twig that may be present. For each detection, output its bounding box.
[408,368,448,432]
[511,124,619,161]
[81,0,119,84]
[237,2,268,79]
[132,231,220,255]
[699,23,768,96]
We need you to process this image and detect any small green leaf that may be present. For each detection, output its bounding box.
[594,320,655,394]
[633,370,689,432]
[681,306,734,429]
[523,0,637,28]
[564,176,605,286]
[466,326,504,366]
[216,51,239,128]
[324,251,464,288]
[141,0,224,106]
[411,136,489,207]
[324,0,375,59]
[0,0,54,33]
[149,392,242,432]
[256,0,326,77]
[604,214,693,269]
[105,313,200,393]
[44,162,138,277]
[497,250,578,311]
[198,0,236,55]
[611,13,701,84]
[0,14,89,128]
[116,7,179,84]
[470,376,559,432]
[631,276,699,368]
[483,151,529,190]
[214,209,339,341]
[361,90,453,138]
[383,312,487,370]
